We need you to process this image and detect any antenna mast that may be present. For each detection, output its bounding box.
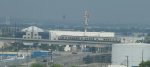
[84,11,89,33]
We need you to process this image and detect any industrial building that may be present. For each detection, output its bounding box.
[48,10,119,52]
[0,52,17,57]
[49,30,120,52]
[49,31,115,40]
[31,50,51,58]
[16,26,49,39]
[15,26,49,45]
[111,43,150,67]
[15,26,120,53]
[22,26,44,39]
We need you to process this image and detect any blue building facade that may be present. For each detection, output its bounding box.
[31,50,50,58]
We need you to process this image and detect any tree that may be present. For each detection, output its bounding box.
[9,65,17,67]
[9,65,23,67]
[49,44,58,51]
[139,61,150,67]
[3,42,25,51]
[30,63,45,67]
[71,65,78,67]
[40,44,50,50]
[51,64,63,67]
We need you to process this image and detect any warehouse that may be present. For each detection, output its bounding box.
[16,26,49,39]
[49,30,115,40]
[49,30,117,52]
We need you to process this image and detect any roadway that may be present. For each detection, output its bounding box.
[51,52,90,67]
[52,52,109,67]
[0,37,118,46]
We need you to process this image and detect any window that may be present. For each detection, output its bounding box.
[28,34,30,35]
[34,34,37,36]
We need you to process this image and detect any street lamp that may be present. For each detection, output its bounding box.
[126,56,129,67]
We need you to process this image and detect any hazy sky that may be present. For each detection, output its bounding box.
[0,0,150,24]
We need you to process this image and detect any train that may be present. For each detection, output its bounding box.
[58,35,121,43]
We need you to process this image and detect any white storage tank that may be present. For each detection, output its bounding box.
[112,43,150,67]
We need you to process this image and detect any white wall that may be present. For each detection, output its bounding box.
[112,43,150,67]
[49,31,115,40]
[23,31,41,39]
[108,65,127,67]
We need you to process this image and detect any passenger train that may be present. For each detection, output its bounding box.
[58,35,121,43]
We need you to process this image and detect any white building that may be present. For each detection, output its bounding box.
[22,26,44,39]
[22,26,44,32]
[112,43,150,67]
[21,26,44,46]
[49,30,115,40]
[49,30,115,52]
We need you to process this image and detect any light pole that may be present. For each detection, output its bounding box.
[142,49,144,67]
[26,48,29,67]
[50,49,53,63]
[126,56,129,67]
[1,46,3,67]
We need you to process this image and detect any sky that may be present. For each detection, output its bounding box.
[0,0,150,24]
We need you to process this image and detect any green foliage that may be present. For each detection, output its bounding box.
[30,63,45,67]
[144,36,150,43]
[3,42,25,51]
[49,44,65,51]
[139,61,150,67]
[9,65,17,67]
[49,44,58,51]
[9,65,24,67]
[57,45,65,51]
[51,64,63,67]
[40,44,50,50]
[71,65,78,67]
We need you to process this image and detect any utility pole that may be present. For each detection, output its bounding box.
[47,49,53,67]
[142,49,144,67]
[1,46,3,67]
[126,56,129,67]
[50,49,53,63]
